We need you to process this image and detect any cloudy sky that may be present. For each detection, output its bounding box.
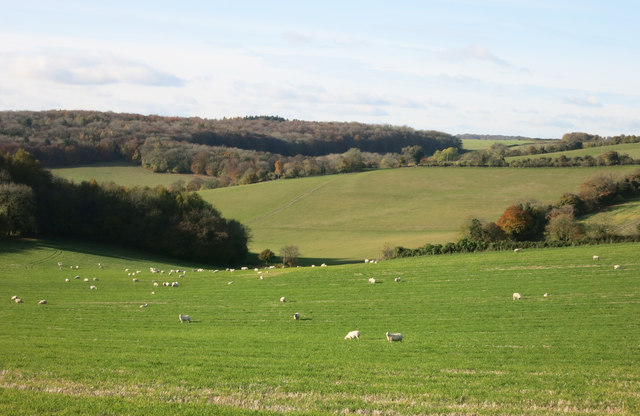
[1,0,638,138]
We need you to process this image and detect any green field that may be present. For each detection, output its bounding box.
[1,239,639,415]
[581,198,640,236]
[50,163,208,188]
[200,166,640,262]
[505,143,640,162]
[461,139,540,150]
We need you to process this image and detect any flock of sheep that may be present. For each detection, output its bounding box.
[11,252,625,344]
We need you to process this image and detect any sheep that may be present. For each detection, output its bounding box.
[385,332,403,342]
[368,277,376,284]
[74,276,80,279]
[38,300,47,305]
[65,278,70,282]
[364,259,369,263]
[394,277,401,282]
[171,282,179,287]
[344,330,360,340]
[57,262,63,267]
[514,248,521,253]
[14,298,23,303]
[543,293,548,297]
[614,264,622,270]
[90,285,97,290]
[259,275,264,280]
[83,278,89,282]
[593,255,599,260]
[280,296,286,303]
[178,314,191,323]
[241,267,248,270]
[132,278,139,282]
[293,312,300,320]
[321,263,327,267]
[11,295,18,300]
[139,304,148,308]
[513,292,522,300]
[93,277,99,281]
[227,281,234,285]
[153,282,159,287]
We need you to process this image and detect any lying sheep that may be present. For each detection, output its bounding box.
[10,295,17,301]
[614,264,622,270]
[38,300,47,305]
[293,312,300,320]
[280,296,286,303]
[65,278,70,282]
[90,285,97,290]
[14,298,23,303]
[368,278,376,284]
[171,282,179,287]
[178,314,191,323]
[593,255,599,260]
[385,332,402,342]
[344,330,360,340]
[513,292,522,300]
[132,278,139,282]
[394,277,401,282]
[139,304,148,308]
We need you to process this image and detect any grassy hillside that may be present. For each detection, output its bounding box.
[581,198,640,236]
[461,138,540,150]
[1,239,638,415]
[506,142,640,162]
[200,166,640,261]
[50,163,207,188]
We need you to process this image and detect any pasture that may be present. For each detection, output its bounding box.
[50,163,208,188]
[461,139,541,150]
[1,239,639,415]
[200,166,640,261]
[505,142,640,162]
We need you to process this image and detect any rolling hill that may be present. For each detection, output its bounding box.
[199,165,640,261]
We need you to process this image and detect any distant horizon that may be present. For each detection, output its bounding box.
[2,1,638,138]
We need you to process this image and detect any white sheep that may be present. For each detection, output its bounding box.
[364,259,369,263]
[293,312,300,320]
[228,281,234,285]
[132,278,139,282]
[74,276,80,279]
[178,314,191,323]
[11,295,17,300]
[385,332,403,342]
[93,277,99,281]
[368,278,376,284]
[321,263,327,267]
[513,292,522,300]
[514,248,521,253]
[153,282,159,287]
[14,298,23,303]
[614,264,622,270]
[83,278,89,282]
[394,277,401,282]
[344,330,360,340]
[39,300,47,305]
[171,282,179,287]
[280,296,286,303]
[593,255,599,260]
[543,293,548,297]
[139,304,148,308]
[65,278,70,282]
[90,285,97,290]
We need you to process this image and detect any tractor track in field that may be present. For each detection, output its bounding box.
[246,178,338,225]
[25,249,63,269]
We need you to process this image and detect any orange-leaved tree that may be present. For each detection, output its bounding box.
[496,205,534,240]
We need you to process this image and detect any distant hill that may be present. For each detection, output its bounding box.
[456,133,553,141]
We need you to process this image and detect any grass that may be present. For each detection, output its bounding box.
[505,142,640,162]
[581,198,640,235]
[49,162,208,188]
[461,139,541,150]
[1,238,639,414]
[199,166,640,261]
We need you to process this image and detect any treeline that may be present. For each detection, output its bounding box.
[0,150,249,265]
[0,109,459,164]
[387,169,640,259]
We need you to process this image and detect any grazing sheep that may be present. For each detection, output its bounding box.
[394,277,401,282]
[178,314,191,323]
[259,275,264,280]
[65,278,70,282]
[11,295,17,300]
[153,282,159,287]
[513,292,522,300]
[57,262,63,267]
[93,277,99,281]
[293,312,300,320]
[593,255,599,260]
[132,278,139,282]
[368,278,376,284]
[90,285,97,290]
[227,281,234,285]
[171,282,179,287]
[543,293,548,297]
[614,264,622,270]
[38,300,47,305]
[514,248,521,253]
[241,267,248,270]
[139,304,148,308]
[280,296,286,303]
[385,332,403,342]
[83,278,89,282]
[321,263,327,267]
[344,330,360,340]
[14,298,23,303]
[74,276,80,279]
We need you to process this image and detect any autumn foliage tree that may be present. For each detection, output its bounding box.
[496,205,535,240]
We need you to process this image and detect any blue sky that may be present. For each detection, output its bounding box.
[1,0,638,137]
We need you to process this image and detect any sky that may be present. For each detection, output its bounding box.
[1,0,639,138]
